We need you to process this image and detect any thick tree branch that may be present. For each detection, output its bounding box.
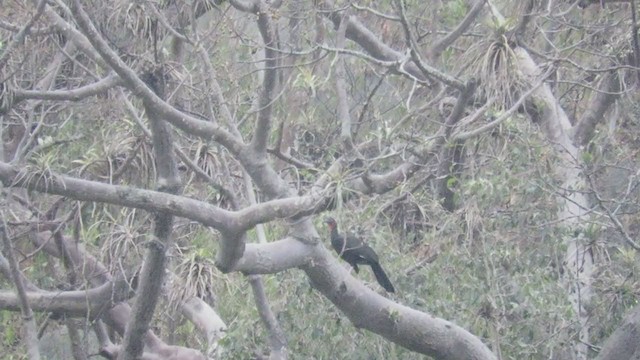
[181,297,227,357]
[120,76,181,359]
[249,1,279,155]
[0,161,234,230]
[572,71,621,146]
[318,0,430,83]
[0,277,133,316]
[334,13,356,153]
[302,245,496,360]
[233,238,316,274]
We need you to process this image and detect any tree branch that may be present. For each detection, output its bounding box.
[67,0,245,155]
[13,74,122,103]
[120,73,181,359]
[0,277,133,316]
[429,0,486,59]
[302,245,497,359]
[248,275,288,359]
[248,1,279,155]
[572,71,621,146]
[0,217,40,359]
[395,0,465,90]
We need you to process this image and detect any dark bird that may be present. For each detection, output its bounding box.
[323,217,395,293]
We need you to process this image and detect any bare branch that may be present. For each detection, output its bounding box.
[250,1,279,154]
[429,0,486,59]
[0,161,234,230]
[120,74,181,359]
[302,246,497,360]
[234,237,315,274]
[248,275,288,359]
[318,0,431,84]
[334,13,356,152]
[395,0,465,90]
[0,277,133,316]
[12,74,122,103]
[67,0,245,155]
[0,0,46,71]
[0,217,40,359]
[572,71,621,146]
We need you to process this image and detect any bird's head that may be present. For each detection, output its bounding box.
[323,217,337,231]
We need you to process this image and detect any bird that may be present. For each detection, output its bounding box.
[323,217,395,293]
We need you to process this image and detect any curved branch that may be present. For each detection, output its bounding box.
[284,241,496,359]
[13,74,122,103]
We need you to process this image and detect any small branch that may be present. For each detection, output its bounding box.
[0,217,40,360]
[429,0,486,59]
[12,74,122,103]
[319,0,431,83]
[395,0,465,90]
[584,172,640,250]
[248,275,288,360]
[267,147,315,169]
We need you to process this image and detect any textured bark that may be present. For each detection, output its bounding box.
[595,305,640,360]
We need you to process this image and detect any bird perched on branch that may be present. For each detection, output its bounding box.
[323,217,395,293]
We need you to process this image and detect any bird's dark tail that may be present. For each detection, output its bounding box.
[370,262,395,293]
